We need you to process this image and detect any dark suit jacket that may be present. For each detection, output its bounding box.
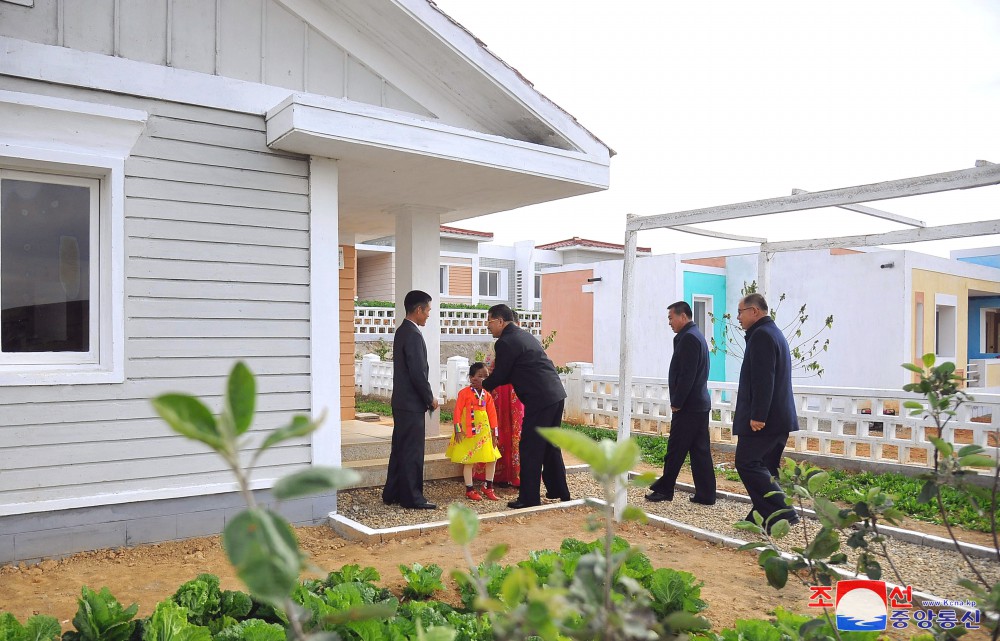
[669,321,711,413]
[483,324,566,409]
[391,319,435,412]
[733,316,798,436]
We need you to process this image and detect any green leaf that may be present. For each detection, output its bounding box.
[607,438,641,476]
[763,556,788,589]
[222,509,303,604]
[662,612,711,632]
[142,600,211,641]
[737,541,770,551]
[272,466,360,500]
[769,518,791,539]
[538,427,607,472]
[901,363,924,373]
[225,362,256,436]
[621,505,647,523]
[803,528,840,560]
[806,471,829,494]
[916,480,938,504]
[629,471,657,487]
[902,400,924,409]
[152,395,224,452]
[928,436,953,457]
[257,415,321,454]
[483,543,509,564]
[922,353,936,367]
[733,521,764,534]
[958,454,996,468]
[448,503,479,546]
[22,615,61,641]
[958,444,985,457]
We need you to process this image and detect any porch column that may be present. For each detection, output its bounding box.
[395,210,442,438]
[310,157,341,466]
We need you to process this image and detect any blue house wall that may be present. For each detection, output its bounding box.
[682,271,727,381]
[968,296,1000,359]
[958,256,1000,269]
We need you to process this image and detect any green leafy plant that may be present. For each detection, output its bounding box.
[63,587,139,641]
[171,574,251,628]
[151,362,363,637]
[141,600,210,641]
[710,280,833,378]
[371,337,392,361]
[0,612,61,641]
[399,563,446,600]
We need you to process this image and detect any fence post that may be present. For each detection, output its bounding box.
[360,353,380,395]
[446,355,470,401]
[564,362,593,423]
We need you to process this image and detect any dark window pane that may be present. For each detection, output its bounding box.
[1,179,91,353]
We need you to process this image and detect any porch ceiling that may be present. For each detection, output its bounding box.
[266,94,610,241]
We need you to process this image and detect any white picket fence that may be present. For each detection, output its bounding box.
[354,306,542,337]
[354,358,1000,469]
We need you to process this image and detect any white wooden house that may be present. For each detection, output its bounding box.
[0,0,611,563]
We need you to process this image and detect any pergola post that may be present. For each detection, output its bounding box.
[615,216,639,520]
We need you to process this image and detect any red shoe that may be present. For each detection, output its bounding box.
[482,487,499,501]
[466,489,483,501]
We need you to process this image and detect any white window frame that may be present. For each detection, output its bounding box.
[691,294,713,331]
[439,265,449,296]
[478,267,506,299]
[0,90,146,385]
[0,169,101,365]
[934,293,958,360]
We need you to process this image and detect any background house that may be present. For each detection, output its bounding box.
[0,0,610,563]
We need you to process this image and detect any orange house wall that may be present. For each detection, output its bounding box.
[340,245,357,421]
[541,270,593,366]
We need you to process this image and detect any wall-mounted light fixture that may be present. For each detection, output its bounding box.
[587,277,603,282]
[880,262,895,269]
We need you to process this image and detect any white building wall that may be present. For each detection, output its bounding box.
[356,251,394,301]
[725,250,907,389]
[0,80,313,513]
[591,254,680,379]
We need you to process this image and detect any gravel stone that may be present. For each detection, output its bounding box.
[338,472,1000,603]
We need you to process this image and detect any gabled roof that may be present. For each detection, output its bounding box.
[537,237,652,254]
[440,225,494,241]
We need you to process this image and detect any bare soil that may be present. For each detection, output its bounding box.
[1,506,815,634]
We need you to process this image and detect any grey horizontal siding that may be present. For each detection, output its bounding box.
[0,82,314,512]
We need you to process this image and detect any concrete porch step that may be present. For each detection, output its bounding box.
[342,434,451,463]
[344,452,463,489]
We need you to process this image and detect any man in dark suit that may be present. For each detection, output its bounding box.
[382,290,439,510]
[483,304,570,509]
[733,293,799,531]
[645,301,717,505]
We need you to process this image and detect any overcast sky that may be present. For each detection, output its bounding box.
[432,0,1000,257]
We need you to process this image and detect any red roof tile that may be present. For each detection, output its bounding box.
[536,237,652,253]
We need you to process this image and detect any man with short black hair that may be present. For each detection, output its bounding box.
[483,304,570,509]
[733,293,799,531]
[382,290,439,510]
[646,301,717,505]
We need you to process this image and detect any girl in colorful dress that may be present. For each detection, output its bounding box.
[447,362,502,501]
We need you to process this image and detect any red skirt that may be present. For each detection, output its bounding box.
[474,385,522,486]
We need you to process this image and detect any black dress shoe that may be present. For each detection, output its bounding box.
[689,496,716,506]
[645,491,672,502]
[406,502,437,510]
[545,492,572,501]
[507,500,538,509]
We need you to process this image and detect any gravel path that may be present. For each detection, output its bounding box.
[336,472,1000,603]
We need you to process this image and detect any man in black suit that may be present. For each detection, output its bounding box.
[733,293,800,531]
[483,304,571,509]
[645,301,717,505]
[382,290,439,510]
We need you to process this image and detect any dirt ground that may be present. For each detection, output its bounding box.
[1,505,815,635]
[2,467,996,637]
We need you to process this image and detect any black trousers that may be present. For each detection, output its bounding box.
[381,408,428,507]
[518,399,569,505]
[649,410,716,502]
[735,431,793,524]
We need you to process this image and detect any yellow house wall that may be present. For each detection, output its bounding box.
[911,268,1000,374]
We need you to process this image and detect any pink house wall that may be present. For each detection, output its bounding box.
[541,269,593,366]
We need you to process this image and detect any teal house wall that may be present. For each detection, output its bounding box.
[682,271,727,381]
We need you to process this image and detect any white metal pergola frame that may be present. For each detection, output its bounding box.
[615,161,1000,517]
